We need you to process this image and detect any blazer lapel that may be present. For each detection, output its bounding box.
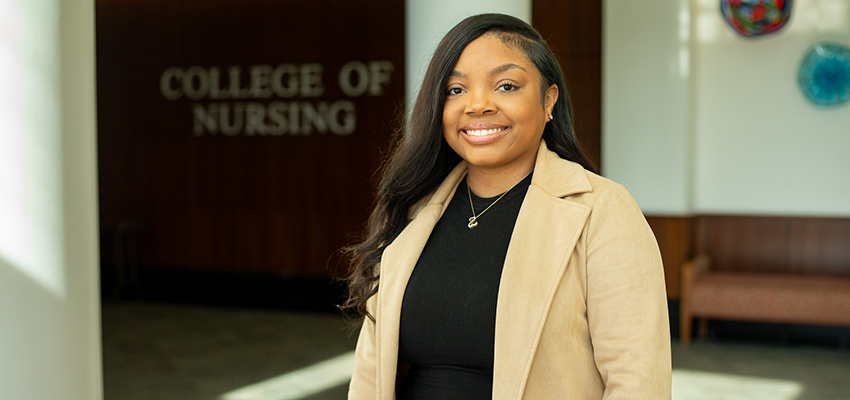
[376,163,467,399]
[492,142,592,399]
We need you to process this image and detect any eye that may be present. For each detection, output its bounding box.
[446,86,465,96]
[497,82,518,92]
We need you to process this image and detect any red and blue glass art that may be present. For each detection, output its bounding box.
[720,0,792,37]
[798,42,850,107]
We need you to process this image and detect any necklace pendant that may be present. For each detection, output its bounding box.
[467,216,479,229]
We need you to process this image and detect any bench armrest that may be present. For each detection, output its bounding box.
[679,254,712,346]
[686,254,712,282]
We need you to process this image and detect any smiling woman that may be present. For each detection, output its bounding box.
[442,34,557,197]
[342,13,671,400]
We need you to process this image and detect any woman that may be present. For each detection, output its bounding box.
[343,13,671,400]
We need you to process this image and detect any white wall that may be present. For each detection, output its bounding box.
[406,0,532,106]
[692,0,850,216]
[0,0,103,398]
[604,0,850,217]
[603,0,694,215]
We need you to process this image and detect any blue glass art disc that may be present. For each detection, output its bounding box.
[798,42,850,106]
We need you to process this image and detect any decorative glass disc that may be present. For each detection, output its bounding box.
[798,42,850,107]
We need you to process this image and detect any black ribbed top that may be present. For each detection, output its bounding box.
[397,173,532,400]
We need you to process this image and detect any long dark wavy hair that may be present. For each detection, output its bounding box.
[340,13,596,325]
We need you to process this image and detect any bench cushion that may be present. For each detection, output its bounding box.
[691,272,850,326]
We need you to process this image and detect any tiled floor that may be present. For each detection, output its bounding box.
[673,341,850,399]
[102,302,356,400]
[102,302,850,400]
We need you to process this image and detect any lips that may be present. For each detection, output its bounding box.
[459,123,510,145]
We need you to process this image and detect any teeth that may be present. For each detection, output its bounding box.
[465,128,504,136]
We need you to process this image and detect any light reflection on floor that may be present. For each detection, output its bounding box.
[673,369,803,400]
[219,351,355,400]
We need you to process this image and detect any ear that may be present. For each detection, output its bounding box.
[544,84,559,120]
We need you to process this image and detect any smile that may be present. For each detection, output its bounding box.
[463,127,508,136]
[458,126,511,145]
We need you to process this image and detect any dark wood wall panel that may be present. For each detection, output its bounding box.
[696,216,850,275]
[787,218,850,275]
[695,216,789,272]
[645,217,692,299]
[532,0,602,170]
[97,0,405,277]
[648,214,850,299]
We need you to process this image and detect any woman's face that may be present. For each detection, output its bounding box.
[442,34,557,176]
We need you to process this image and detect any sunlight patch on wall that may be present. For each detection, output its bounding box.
[673,369,804,400]
[679,0,691,79]
[219,351,355,400]
[792,0,849,34]
[0,0,65,298]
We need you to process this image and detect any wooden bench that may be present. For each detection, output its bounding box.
[679,254,850,345]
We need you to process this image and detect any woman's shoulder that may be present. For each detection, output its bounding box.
[550,159,642,216]
[536,151,635,206]
[584,169,632,199]
[571,167,652,238]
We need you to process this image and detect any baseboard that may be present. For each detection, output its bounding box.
[669,300,850,348]
[101,265,347,313]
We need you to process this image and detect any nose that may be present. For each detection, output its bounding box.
[464,89,496,116]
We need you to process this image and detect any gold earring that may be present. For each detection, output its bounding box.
[548,112,553,120]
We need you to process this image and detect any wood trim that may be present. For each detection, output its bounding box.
[645,216,692,299]
[679,255,711,346]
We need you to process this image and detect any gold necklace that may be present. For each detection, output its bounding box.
[466,171,531,229]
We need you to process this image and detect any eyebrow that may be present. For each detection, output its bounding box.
[448,63,527,79]
[489,63,526,76]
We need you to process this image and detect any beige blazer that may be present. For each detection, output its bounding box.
[349,141,671,399]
